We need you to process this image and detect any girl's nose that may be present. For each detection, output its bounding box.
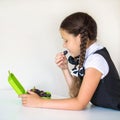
[63,43,66,48]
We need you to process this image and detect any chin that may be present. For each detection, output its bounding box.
[71,54,79,58]
[70,52,79,58]
[71,54,76,58]
[70,53,74,57]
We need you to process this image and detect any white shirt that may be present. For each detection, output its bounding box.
[71,42,109,79]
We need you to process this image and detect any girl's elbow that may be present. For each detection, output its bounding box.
[74,98,89,110]
[75,105,87,110]
[72,101,88,110]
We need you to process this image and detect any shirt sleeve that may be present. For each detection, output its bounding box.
[84,54,109,79]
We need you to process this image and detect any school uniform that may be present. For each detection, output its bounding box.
[71,42,120,110]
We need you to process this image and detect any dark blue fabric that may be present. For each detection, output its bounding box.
[68,56,79,65]
[90,47,120,110]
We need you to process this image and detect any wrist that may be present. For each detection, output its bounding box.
[62,68,72,76]
[62,68,69,72]
[38,97,45,108]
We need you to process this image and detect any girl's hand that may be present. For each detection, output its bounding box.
[55,52,68,70]
[19,90,42,107]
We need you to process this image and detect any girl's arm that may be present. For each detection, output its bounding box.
[20,67,102,110]
[55,52,73,87]
[62,68,73,87]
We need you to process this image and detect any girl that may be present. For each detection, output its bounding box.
[20,12,120,110]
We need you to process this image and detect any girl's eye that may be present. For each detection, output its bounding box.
[64,40,68,43]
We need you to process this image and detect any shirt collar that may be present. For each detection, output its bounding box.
[85,42,104,59]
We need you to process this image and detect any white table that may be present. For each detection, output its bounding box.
[0,89,120,120]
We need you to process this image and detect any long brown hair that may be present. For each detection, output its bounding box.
[60,12,97,97]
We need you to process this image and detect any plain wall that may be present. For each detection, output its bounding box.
[0,0,120,96]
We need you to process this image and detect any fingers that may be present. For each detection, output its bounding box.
[19,91,35,99]
[21,97,27,105]
[19,91,41,107]
[55,52,68,70]
[27,90,35,95]
[19,94,27,98]
[55,53,66,64]
[19,93,30,106]
[19,94,27,105]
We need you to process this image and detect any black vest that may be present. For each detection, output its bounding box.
[90,47,120,110]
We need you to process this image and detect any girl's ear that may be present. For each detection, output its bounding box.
[77,34,81,38]
[76,34,81,40]
[76,34,81,43]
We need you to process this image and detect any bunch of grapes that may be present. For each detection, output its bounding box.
[30,87,51,99]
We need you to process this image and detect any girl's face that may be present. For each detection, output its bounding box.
[60,29,81,57]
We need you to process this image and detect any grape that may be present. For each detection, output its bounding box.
[63,50,68,55]
[30,87,51,99]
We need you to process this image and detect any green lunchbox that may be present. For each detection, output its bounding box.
[8,71,26,95]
